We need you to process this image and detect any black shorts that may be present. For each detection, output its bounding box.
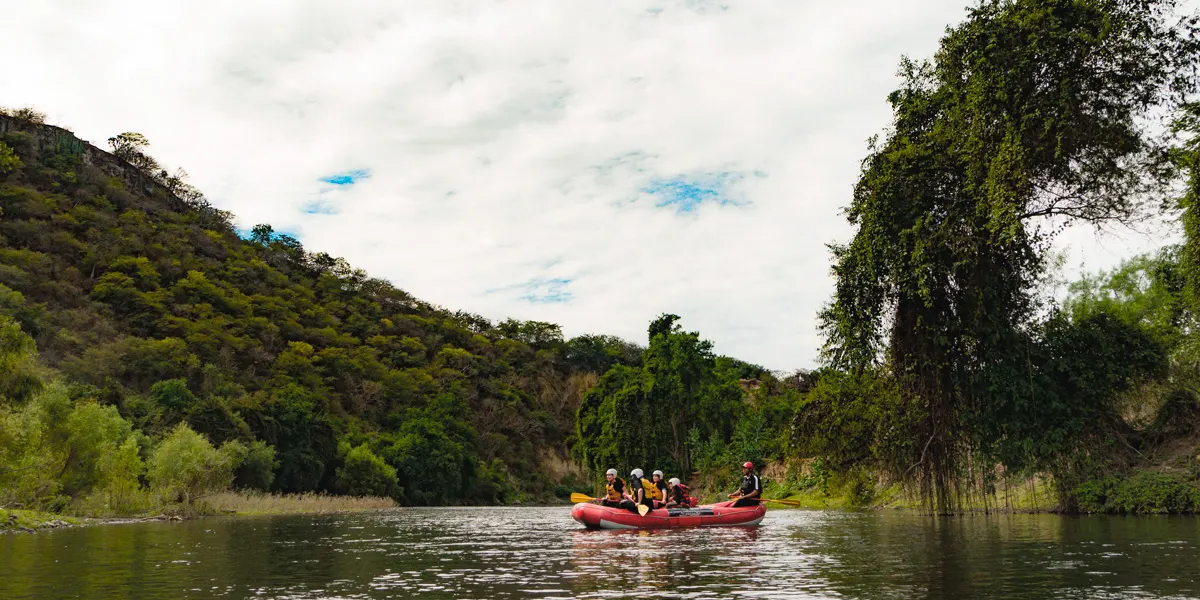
[603,499,639,513]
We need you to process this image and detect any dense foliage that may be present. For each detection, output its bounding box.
[0,113,645,512]
[816,0,1200,511]
[576,313,805,483]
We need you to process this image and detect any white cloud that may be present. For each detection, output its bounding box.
[0,0,1184,370]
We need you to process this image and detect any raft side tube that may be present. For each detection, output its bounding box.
[571,501,765,530]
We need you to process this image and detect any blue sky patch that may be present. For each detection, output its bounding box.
[235,227,300,242]
[642,171,751,213]
[522,278,573,303]
[300,200,338,215]
[487,277,574,304]
[319,169,371,186]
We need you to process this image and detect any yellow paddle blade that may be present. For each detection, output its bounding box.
[570,493,595,503]
[637,503,650,516]
[764,498,803,507]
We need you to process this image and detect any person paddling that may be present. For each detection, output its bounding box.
[629,468,654,509]
[649,470,668,509]
[665,477,687,508]
[729,461,762,507]
[599,468,639,513]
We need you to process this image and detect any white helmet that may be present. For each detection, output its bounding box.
[630,468,644,479]
[606,468,617,477]
[653,470,664,478]
[669,478,680,486]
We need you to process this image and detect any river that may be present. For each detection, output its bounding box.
[2,507,1198,599]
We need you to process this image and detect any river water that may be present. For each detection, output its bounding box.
[2,507,1198,599]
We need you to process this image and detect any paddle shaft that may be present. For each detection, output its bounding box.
[761,498,803,507]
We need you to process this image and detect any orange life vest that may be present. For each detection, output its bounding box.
[605,477,627,502]
[642,478,663,501]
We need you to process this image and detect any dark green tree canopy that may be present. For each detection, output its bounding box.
[820,0,1199,511]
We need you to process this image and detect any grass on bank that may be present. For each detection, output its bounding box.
[753,468,1200,514]
[2,492,396,532]
[203,491,396,515]
[685,458,1069,513]
[0,509,82,532]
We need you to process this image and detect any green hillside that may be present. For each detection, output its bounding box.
[0,112,651,508]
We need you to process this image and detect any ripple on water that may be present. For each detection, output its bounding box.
[1,509,1199,599]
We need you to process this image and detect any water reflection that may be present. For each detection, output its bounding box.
[1,508,1197,599]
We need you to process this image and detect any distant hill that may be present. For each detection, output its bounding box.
[0,113,646,504]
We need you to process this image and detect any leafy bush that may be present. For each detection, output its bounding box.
[61,399,135,495]
[1074,472,1200,514]
[1,107,46,124]
[473,458,511,504]
[687,426,729,473]
[147,424,238,504]
[0,315,43,405]
[232,440,278,491]
[844,468,876,508]
[552,471,588,500]
[78,436,151,516]
[0,383,145,511]
[336,444,398,498]
[791,370,918,477]
[0,142,20,175]
[728,410,768,466]
[0,390,66,507]
[385,416,469,505]
[151,378,199,420]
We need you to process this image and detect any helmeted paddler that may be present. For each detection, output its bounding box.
[729,461,762,507]
[649,469,668,508]
[629,468,654,508]
[599,468,638,513]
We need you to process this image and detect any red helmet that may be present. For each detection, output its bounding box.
[742,461,753,469]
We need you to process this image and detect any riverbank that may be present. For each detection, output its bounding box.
[1,491,397,534]
[683,457,1200,515]
[8,464,1198,535]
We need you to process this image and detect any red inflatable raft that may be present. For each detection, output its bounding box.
[571,501,766,530]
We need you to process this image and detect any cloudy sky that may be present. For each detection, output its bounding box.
[0,0,1183,370]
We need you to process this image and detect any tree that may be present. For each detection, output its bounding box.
[1176,103,1200,306]
[497,319,564,350]
[575,315,731,478]
[562,334,643,373]
[150,378,199,421]
[147,423,237,504]
[4,107,47,124]
[1064,249,1190,348]
[232,440,278,491]
[0,316,42,405]
[644,314,714,474]
[107,132,150,161]
[61,400,135,496]
[336,444,398,498]
[0,141,20,176]
[243,385,337,493]
[575,364,653,476]
[819,0,1199,512]
[88,435,147,514]
[250,224,275,246]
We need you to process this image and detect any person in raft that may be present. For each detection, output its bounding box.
[729,461,762,507]
[665,477,694,508]
[650,470,669,509]
[600,468,639,513]
[629,468,656,509]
